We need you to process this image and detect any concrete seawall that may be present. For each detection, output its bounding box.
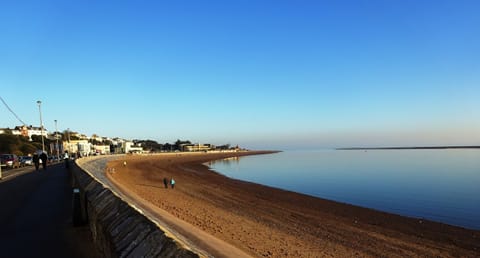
[71,157,201,258]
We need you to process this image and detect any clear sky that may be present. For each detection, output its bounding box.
[1,1,479,150]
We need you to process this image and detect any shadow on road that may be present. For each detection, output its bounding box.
[0,163,101,258]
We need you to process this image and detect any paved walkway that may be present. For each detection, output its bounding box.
[0,163,101,258]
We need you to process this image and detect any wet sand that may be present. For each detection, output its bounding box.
[106,151,479,257]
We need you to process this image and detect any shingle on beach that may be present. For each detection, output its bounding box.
[106,151,480,257]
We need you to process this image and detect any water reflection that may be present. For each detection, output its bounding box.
[207,156,241,166]
[208,149,480,229]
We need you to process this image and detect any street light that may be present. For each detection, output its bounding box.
[67,128,71,154]
[37,100,45,152]
[55,119,59,161]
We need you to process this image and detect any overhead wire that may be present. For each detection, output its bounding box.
[0,96,27,126]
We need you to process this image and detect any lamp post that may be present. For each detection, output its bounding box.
[55,119,59,161]
[37,100,45,152]
[67,128,71,154]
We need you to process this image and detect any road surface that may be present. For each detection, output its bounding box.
[0,162,101,257]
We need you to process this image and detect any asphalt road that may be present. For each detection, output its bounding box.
[0,162,101,258]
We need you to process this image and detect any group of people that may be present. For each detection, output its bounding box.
[32,152,48,171]
[163,177,176,189]
[32,150,70,171]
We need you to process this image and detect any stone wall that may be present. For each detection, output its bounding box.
[71,160,201,258]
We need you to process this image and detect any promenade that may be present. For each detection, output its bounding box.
[0,163,100,258]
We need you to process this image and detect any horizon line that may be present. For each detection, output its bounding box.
[336,145,480,150]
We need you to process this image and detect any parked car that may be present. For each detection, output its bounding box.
[20,156,33,166]
[0,154,21,169]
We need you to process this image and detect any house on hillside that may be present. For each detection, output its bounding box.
[10,125,49,140]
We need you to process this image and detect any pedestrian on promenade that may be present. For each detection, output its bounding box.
[40,152,48,170]
[64,151,70,168]
[170,178,175,189]
[163,177,168,188]
[33,153,40,171]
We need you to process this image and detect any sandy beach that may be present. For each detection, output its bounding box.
[106,151,479,257]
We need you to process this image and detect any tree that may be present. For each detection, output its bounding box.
[217,144,231,150]
[62,130,70,141]
[134,139,163,152]
[0,134,38,155]
[174,139,191,151]
[0,134,17,153]
[19,142,37,155]
[163,143,172,152]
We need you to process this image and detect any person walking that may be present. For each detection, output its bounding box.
[33,153,40,171]
[163,177,168,188]
[170,178,175,189]
[40,152,48,170]
[63,151,70,168]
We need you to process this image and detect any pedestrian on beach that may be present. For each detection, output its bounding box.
[163,177,168,188]
[33,153,40,171]
[40,152,48,170]
[170,178,175,189]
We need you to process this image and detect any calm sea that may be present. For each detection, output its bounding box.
[208,149,480,230]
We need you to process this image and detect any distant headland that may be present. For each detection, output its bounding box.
[337,146,480,150]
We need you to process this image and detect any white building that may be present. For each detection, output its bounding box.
[63,140,92,156]
[10,125,49,140]
[123,141,143,153]
[181,143,214,152]
[93,145,110,155]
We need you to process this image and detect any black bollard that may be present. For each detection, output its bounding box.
[72,188,82,226]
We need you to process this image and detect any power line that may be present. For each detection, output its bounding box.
[0,96,26,126]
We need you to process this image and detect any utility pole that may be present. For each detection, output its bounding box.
[37,100,45,152]
[67,128,71,154]
[55,120,59,161]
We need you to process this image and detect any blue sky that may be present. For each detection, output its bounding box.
[1,1,479,149]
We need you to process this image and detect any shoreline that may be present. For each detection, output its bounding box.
[337,145,480,150]
[106,151,479,257]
